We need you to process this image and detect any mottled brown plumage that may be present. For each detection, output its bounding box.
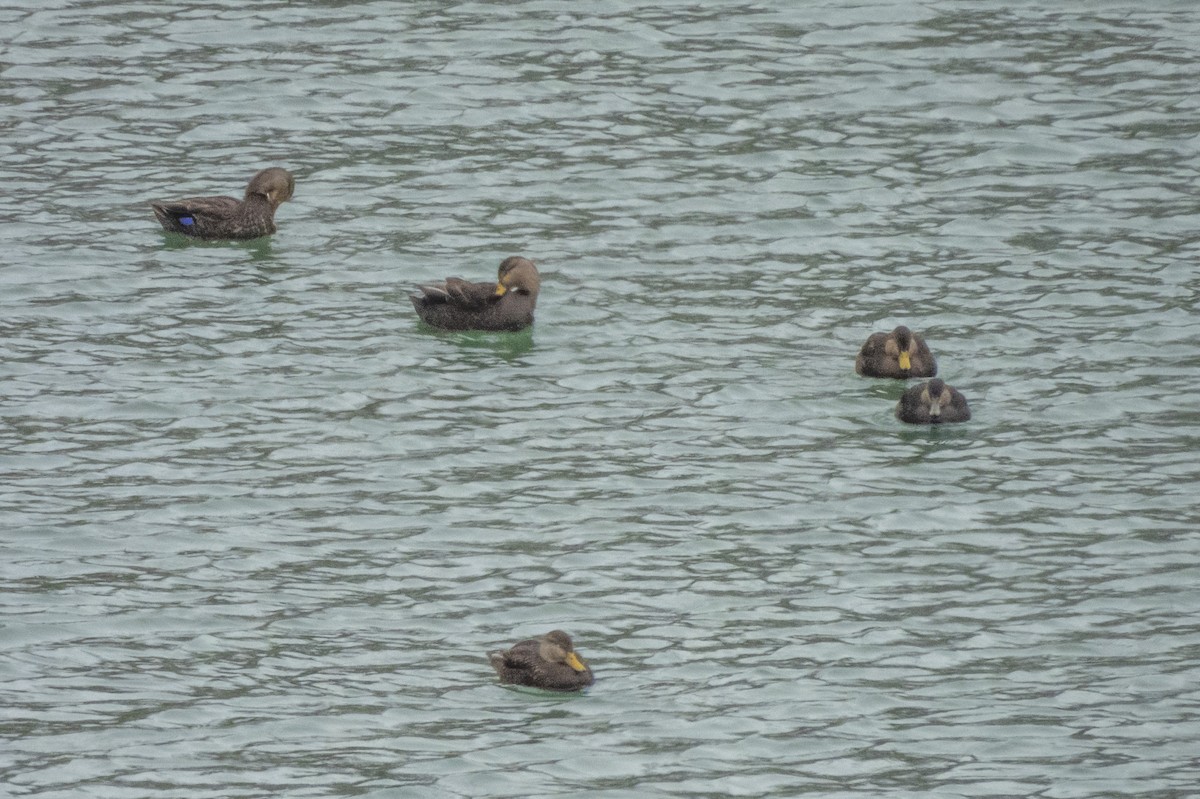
[410,256,540,332]
[488,630,594,691]
[856,325,937,379]
[150,167,295,240]
[896,378,971,424]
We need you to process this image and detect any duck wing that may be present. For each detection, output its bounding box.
[150,195,242,236]
[413,278,497,310]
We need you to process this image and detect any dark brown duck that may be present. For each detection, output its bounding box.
[150,167,295,240]
[488,630,594,691]
[896,378,971,424]
[410,256,540,332]
[856,325,937,378]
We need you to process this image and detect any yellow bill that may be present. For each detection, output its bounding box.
[565,652,587,672]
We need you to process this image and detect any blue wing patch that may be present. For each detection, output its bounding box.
[179,216,195,226]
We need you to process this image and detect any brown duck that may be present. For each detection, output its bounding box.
[410,256,539,332]
[896,378,971,424]
[150,167,295,240]
[488,630,594,691]
[856,325,937,378]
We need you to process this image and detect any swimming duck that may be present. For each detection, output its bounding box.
[410,256,540,332]
[150,167,295,240]
[488,630,594,691]
[896,378,971,424]
[855,325,937,378]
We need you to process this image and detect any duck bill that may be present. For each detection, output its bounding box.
[927,399,941,419]
[494,283,508,297]
[898,351,912,370]
[565,652,588,672]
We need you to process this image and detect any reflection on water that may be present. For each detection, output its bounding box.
[414,326,537,359]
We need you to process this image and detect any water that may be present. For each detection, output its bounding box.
[2,1,1199,797]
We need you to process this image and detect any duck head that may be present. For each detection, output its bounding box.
[245,167,295,207]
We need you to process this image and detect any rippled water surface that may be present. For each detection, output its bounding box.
[3,1,1200,797]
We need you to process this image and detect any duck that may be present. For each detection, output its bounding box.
[896,378,971,424]
[410,256,539,332]
[855,325,937,378]
[488,630,594,691]
[150,167,295,240]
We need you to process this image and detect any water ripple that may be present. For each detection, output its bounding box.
[3,2,1200,798]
